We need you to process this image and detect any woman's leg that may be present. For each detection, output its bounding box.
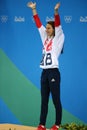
[39,70,50,126]
[48,68,62,125]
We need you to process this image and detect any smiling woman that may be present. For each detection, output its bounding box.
[46,21,55,37]
[27,1,65,130]
[0,0,87,128]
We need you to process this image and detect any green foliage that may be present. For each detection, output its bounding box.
[60,123,87,130]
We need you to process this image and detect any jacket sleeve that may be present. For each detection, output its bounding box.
[33,14,42,28]
[54,14,63,38]
[54,14,65,57]
[55,14,60,27]
[33,14,47,44]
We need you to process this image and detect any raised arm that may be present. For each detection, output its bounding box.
[27,1,46,43]
[27,1,42,28]
[54,2,60,15]
[54,2,61,27]
[27,2,37,15]
[54,3,64,55]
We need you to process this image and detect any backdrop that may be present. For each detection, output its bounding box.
[0,0,87,128]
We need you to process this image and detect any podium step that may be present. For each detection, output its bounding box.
[0,124,49,130]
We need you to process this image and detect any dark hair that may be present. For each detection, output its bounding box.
[47,21,55,29]
[61,46,64,54]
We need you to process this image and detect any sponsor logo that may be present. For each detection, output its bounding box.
[51,78,55,82]
[14,16,25,22]
[64,16,72,23]
[80,16,87,22]
[46,16,54,22]
[0,15,8,23]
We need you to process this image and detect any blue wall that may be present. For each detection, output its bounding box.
[0,0,87,124]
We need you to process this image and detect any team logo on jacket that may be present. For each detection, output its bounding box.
[44,39,53,51]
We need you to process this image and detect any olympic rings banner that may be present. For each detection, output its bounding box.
[0,0,87,127]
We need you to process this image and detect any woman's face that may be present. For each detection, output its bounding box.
[46,23,54,37]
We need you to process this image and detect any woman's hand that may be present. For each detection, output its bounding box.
[27,1,36,9]
[54,2,60,10]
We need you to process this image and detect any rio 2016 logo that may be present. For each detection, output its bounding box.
[64,16,72,23]
[0,15,8,23]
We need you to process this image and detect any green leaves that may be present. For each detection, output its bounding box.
[60,123,87,130]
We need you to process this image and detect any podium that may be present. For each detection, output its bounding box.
[0,124,49,130]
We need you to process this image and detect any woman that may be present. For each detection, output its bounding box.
[27,2,65,130]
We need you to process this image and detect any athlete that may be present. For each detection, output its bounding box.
[27,1,65,130]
